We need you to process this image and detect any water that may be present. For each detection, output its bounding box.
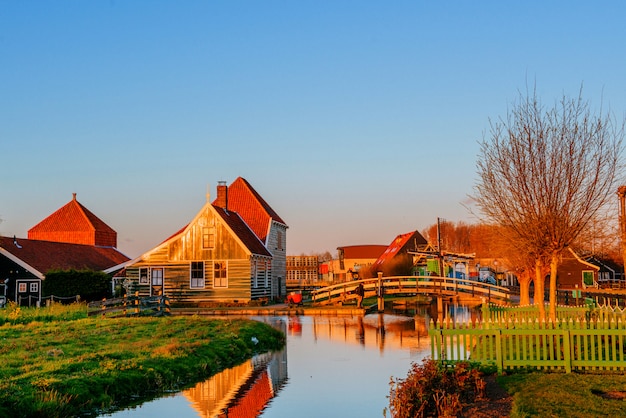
[102,304,472,417]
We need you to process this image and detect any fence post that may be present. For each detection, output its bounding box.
[101,298,106,317]
[563,328,572,373]
[495,329,503,374]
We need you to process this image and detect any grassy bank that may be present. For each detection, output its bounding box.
[0,305,285,418]
[500,371,626,417]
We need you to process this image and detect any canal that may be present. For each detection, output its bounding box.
[103,303,475,417]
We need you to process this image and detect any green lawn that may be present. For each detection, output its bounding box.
[500,371,626,417]
[0,304,285,418]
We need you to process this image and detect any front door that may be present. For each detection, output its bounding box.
[151,268,164,296]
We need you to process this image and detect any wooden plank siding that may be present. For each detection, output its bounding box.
[265,221,287,299]
[123,203,273,304]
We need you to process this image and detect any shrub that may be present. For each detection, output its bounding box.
[43,269,111,302]
[387,359,485,418]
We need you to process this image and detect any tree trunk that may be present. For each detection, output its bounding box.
[519,270,531,306]
[549,252,559,322]
[534,258,546,321]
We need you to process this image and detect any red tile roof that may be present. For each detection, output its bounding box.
[0,236,130,276]
[338,245,388,259]
[214,177,287,244]
[371,231,428,271]
[213,207,272,257]
[28,194,117,247]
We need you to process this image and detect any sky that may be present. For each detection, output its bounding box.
[2,1,626,259]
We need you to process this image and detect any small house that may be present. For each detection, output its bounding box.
[117,178,287,304]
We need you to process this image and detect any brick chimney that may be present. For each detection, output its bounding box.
[215,181,228,209]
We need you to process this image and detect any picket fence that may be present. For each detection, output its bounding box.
[430,306,626,373]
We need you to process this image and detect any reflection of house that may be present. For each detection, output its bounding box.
[117,178,288,303]
[0,194,129,306]
[323,245,387,282]
[371,231,429,275]
[183,321,288,418]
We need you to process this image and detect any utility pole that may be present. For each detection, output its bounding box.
[617,186,626,277]
[437,218,444,277]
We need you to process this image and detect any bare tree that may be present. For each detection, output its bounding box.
[475,87,623,320]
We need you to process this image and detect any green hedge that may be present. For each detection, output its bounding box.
[44,269,111,301]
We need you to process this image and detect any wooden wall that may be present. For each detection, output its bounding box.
[124,206,272,303]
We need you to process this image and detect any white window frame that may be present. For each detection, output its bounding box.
[30,282,38,293]
[190,261,205,289]
[151,268,163,286]
[18,283,27,293]
[213,261,228,288]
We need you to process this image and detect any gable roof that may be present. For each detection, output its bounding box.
[141,202,272,262]
[371,231,428,271]
[338,245,388,259]
[214,177,287,244]
[28,193,118,247]
[0,236,130,278]
[213,206,272,257]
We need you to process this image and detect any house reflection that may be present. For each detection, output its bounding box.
[183,319,288,418]
[310,313,431,354]
[182,349,288,418]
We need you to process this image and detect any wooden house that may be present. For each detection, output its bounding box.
[371,231,430,276]
[117,178,288,304]
[323,245,387,282]
[554,247,600,290]
[0,194,129,306]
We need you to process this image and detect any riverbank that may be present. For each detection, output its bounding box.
[0,315,284,418]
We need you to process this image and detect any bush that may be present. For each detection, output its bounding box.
[387,359,485,418]
[43,269,111,302]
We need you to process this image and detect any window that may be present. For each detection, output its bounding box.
[139,268,149,284]
[190,261,205,289]
[203,227,216,249]
[277,231,283,250]
[214,261,228,288]
[30,282,38,293]
[582,270,594,286]
[18,283,27,293]
[151,268,163,286]
[252,261,258,288]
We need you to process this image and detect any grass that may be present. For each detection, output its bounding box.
[0,303,285,417]
[500,371,626,417]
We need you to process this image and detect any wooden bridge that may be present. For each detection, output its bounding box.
[310,275,510,306]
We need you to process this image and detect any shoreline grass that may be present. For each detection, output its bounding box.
[0,306,285,418]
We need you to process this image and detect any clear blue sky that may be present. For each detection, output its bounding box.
[2,1,626,258]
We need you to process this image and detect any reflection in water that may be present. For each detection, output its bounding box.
[183,349,288,418]
[102,304,476,418]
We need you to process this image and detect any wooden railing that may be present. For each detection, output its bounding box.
[88,294,170,317]
[430,308,626,373]
[311,276,510,306]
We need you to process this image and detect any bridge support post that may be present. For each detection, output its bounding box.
[377,272,384,312]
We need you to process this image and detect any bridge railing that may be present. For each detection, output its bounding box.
[311,276,510,306]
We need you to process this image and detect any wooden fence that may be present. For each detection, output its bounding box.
[88,294,170,317]
[430,313,626,373]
